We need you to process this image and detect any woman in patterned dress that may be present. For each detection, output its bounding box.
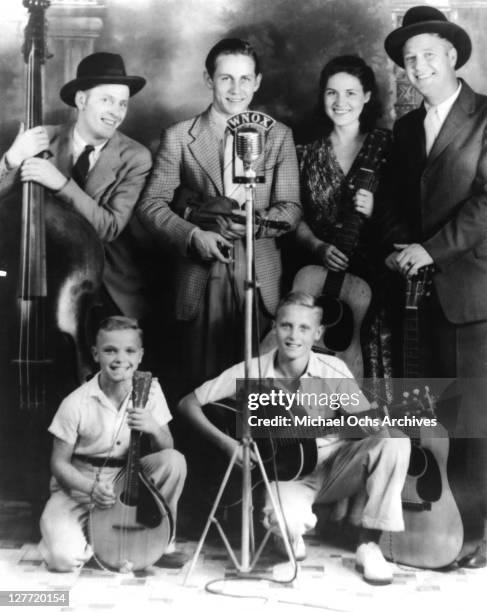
[294,55,400,385]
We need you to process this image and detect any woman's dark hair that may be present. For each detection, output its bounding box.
[317,55,382,133]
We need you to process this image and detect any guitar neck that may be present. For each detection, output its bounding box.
[323,168,375,298]
[404,299,421,378]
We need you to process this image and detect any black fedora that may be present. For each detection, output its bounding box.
[60,52,146,107]
[384,5,471,69]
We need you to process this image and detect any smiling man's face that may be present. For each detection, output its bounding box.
[206,53,261,117]
[75,83,129,144]
[403,33,458,105]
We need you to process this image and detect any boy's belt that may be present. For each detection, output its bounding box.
[72,454,125,468]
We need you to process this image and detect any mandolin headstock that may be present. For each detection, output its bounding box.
[132,371,152,410]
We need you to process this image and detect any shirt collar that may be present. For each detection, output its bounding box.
[87,373,131,412]
[72,126,107,157]
[424,81,462,125]
[209,105,232,140]
[265,349,323,379]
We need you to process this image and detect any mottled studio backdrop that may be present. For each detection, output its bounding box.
[1,0,487,155]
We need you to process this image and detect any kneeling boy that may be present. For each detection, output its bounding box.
[39,316,187,571]
[179,292,410,585]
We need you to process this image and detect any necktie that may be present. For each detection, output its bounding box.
[424,107,441,156]
[223,132,246,206]
[72,144,94,188]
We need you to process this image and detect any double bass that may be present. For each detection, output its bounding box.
[0,0,103,520]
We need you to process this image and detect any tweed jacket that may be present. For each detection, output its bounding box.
[137,107,301,321]
[391,81,487,324]
[0,123,152,318]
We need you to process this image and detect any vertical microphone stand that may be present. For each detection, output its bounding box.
[184,156,297,585]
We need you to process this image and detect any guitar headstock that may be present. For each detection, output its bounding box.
[383,385,437,420]
[22,0,51,65]
[349,129,390,193]
[405,265,434,310]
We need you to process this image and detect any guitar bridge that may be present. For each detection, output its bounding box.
[402,501,431,512]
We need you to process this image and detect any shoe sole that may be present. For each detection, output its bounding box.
[355,563,392,586]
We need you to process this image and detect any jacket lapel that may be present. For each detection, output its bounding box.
[427,81,475,166]
[188,108,223,194]
[52,123,75,177]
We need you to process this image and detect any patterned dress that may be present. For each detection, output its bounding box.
[299,128,398,390]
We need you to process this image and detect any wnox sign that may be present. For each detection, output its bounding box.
[226,111,275,134]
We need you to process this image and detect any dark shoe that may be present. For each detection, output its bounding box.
[458,544,487,569]
[154,550,190,569]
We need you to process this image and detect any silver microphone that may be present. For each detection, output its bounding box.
[236,127,263,172]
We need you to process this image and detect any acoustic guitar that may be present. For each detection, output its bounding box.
[89,371,173,571]
[379,268,483,568]
[262,130,390,381]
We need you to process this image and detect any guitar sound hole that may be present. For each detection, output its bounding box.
[323,301,354,352]
[318,296,343,326]
[408,445,427,478]
[120,492,137,507]
[417,448,442,503]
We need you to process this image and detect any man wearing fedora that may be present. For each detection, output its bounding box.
[0,52,152,322]
[384,5,487,567]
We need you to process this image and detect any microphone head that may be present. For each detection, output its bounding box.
[236,127,264,166]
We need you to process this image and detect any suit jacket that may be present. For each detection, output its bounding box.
[392,80,487,324]
[137,107,301,321]
[0,123,152,318]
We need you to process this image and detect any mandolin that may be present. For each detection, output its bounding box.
[89,371,173,572]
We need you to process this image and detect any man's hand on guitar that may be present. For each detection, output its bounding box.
[317,242,349,271]
[354,188,374,218]
[191,228,232,263]
[91,481,116,509]
[386,243,434,277]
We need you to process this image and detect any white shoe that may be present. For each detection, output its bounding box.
[272,534,306,561]
[355,542,393,585]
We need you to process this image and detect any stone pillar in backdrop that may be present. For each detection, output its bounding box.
[45,0,105,124]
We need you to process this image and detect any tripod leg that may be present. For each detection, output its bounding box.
[248,441,298,573]
[183,445,240,585]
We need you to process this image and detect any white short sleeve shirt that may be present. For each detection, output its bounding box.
[48,373,172,458]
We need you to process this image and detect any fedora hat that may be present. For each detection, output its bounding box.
[384,5,471,69]
[60,52,146,107]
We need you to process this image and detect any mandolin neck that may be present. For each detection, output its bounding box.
[124,372,152,500]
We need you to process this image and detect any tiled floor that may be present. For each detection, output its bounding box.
[0,501,484,612]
